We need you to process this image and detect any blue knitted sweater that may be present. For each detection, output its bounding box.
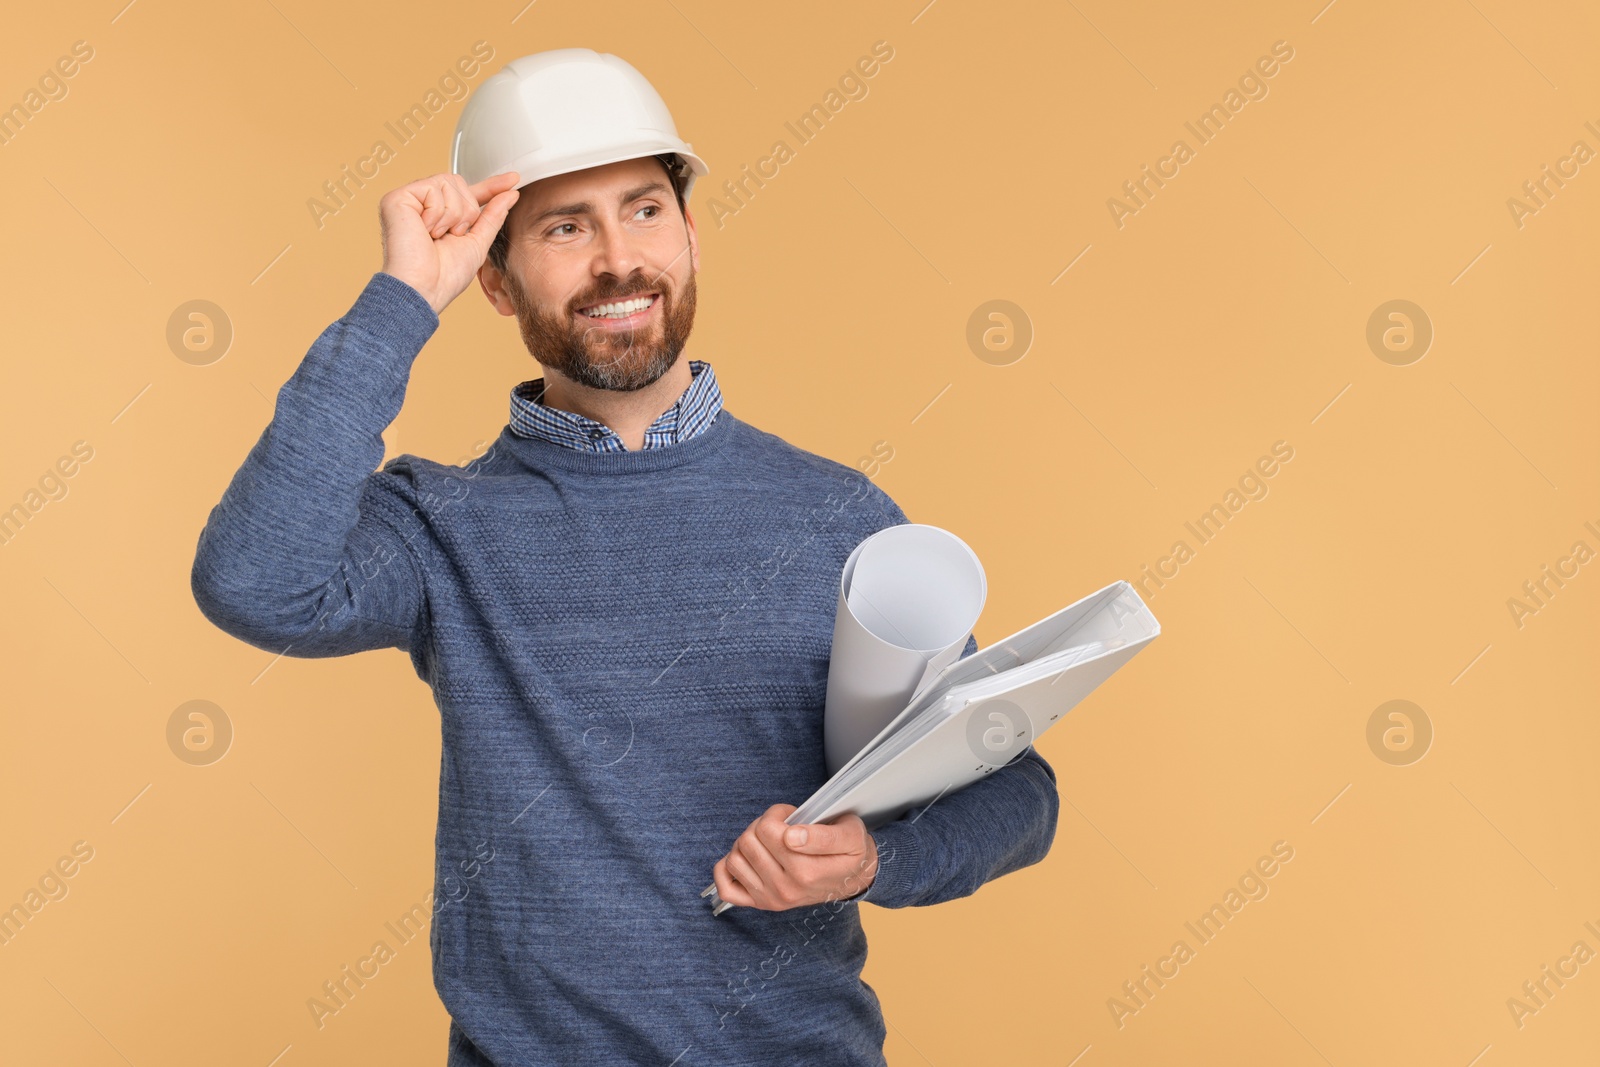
[190,271,1060,1066]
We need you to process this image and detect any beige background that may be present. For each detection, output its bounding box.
[2,1,1596,1064]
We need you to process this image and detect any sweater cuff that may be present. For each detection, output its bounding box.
[859,819,925,908]
[345,272,441,351]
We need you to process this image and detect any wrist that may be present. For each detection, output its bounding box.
[379,269,445,316]
[349,272,442,349]
[840,838,879,901]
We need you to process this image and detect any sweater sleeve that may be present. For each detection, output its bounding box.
[856,632,1063,909]
[190,271,439,659]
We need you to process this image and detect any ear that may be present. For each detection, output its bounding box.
[477,259,517,317]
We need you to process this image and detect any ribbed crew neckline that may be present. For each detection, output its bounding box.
[494,406,738,475]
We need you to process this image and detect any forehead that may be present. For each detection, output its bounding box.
[515,156,669,216]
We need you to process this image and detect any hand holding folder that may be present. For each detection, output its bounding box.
[702,524,1160,916]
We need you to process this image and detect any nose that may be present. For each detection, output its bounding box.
[589,216,645,283]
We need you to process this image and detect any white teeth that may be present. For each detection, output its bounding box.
[582,295,655,318]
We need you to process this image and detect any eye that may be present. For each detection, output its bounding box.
[636,204,660,220]
[547,221,578,237]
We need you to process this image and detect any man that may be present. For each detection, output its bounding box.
[191,48,1058,1066]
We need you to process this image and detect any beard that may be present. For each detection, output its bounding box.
[503,263,698,393]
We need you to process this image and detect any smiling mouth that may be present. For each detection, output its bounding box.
[576,292,659,319]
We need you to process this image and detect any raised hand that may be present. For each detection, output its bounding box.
[378,170,520,315]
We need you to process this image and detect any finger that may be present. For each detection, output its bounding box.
[733,826,789,891]
[443,175,474,236]
[754,810,801,871]
[417,179,454,237]
[725,849,767,900]
[711,856,755,908]
[466,170,521,205]
[469,188,518,242]
[449,173,491,236]
[433,178,471,239]
[785,815,867,856]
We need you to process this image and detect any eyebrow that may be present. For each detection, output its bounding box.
[528,181,673,226]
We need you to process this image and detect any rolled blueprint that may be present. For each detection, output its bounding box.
[822,524,986,774]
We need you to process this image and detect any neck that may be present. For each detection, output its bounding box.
[538,357,694,451]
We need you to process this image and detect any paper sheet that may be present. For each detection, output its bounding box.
[822,524,986,774]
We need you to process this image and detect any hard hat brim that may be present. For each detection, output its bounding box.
[457,140,708,203]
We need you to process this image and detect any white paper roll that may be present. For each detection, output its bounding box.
[822,524,986,774]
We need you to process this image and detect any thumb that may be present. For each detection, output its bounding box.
[785,821,854,854]
[470,188,519,242]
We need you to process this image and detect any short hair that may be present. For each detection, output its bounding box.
[487,153,688,274]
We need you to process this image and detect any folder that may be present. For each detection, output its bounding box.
[792,578,1160,830]
[701,524,1161,915]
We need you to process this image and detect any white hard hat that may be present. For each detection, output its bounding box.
[451,48,709,202]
